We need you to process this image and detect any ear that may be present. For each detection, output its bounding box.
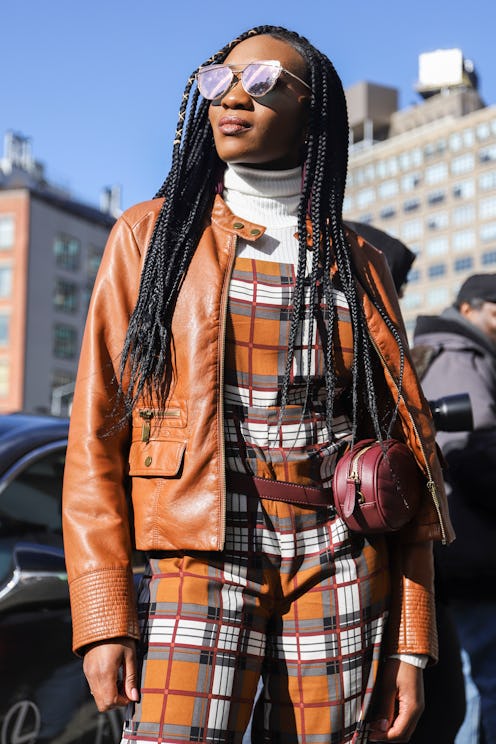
[459,301,473,318]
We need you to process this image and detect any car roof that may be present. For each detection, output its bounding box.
[0,413,69,475]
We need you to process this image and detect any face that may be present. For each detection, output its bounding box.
[461,300,496,343]
[207,35,310,170]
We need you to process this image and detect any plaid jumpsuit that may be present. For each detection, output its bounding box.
[121,255,390,744]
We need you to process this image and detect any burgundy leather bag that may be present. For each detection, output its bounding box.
[332,439,423,534]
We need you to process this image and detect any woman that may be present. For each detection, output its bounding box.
[62,26,454,744]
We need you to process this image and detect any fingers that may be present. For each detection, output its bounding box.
[369,659,424,742]
[123,641,140,703]
[83,638,139,712]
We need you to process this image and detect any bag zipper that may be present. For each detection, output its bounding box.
[349,442,375,504]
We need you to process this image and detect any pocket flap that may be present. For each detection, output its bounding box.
[128,439,186,476]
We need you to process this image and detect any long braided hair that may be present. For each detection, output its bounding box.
[118,25,405,442]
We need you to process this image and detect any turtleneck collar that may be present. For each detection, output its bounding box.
[222,163,302,228]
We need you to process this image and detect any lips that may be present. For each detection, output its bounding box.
[217,116,251,135]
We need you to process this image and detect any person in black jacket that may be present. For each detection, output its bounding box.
[414,273,496,744]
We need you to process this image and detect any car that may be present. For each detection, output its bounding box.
[0,412,128,743]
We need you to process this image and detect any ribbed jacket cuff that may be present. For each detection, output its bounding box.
[385,578,438,664]
[69,567,140,654]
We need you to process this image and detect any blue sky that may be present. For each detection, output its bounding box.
[2,0,496,210]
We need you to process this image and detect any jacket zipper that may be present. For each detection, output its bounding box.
[217,234,237,550]
[139,408,181,443]
[368,336,448,544]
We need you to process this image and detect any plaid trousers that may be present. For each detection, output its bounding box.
[120,489,390,744]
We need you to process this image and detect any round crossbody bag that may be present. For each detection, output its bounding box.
[332,438,423,533]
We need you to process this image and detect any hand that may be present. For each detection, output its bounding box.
[368,659,424,742]
[83,638,139,712]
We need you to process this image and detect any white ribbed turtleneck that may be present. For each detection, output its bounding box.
[222,163,302,263]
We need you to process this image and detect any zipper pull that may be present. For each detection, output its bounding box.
[140,409,153,443]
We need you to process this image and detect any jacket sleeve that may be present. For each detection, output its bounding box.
[62,213,144,654]
[384,539,438,664]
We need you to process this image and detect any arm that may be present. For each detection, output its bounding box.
[369,540,435,740]
[62,212,145,654]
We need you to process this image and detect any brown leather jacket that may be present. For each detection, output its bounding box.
[62,195,454,657]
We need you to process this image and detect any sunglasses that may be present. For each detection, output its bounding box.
[195,59,311,101]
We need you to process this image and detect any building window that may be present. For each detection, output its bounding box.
[427,190,446,206]
[480,195,496,220]
[454,256,474,272]
[424,142,437,159]
[402,292,422,310]
[404,198,420,213]
[479,145,496,164]
[451,153,475,175]
[453,179,475,199]
[376,160,387,180]
[428,263,446,278]
[452,204,475,226]
[343,196,354,213]
[480,222,496,243]
[53,279,78,313]
[356,187,375,209]
[0,359,9,398]
[477,122,491,141]
[51,371,75,415]
[427,287,450,307]
[385,157,399,177]
[54,236,81,270]
[479,171,496,191]
[401,219,423,241]
[0,315,10,345]
[482,250,496,265]
[358,213,373,224]
[401,172,421,192]
[53,324,78,359]
[407,268,421,283]
[426,236,449,257]
[426,211,449,231]
[411,148,423,167]
[0,216,15,250]
[87,246,104,277]
[378,179,398,199]
[425,162,448,185]
[453,230,476,252]
[449,133,462,152]
[462,128,475,147]
[0,266,12,298]
[399,152,411,171]
[380,206,396,220]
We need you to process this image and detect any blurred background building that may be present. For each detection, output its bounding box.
[343,48,496,336]
[0,131,118,415]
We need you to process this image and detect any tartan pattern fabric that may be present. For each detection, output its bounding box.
[224,257,353,486]
[121,491,390,744]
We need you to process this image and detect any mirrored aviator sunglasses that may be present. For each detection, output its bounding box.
[195,59,310,100]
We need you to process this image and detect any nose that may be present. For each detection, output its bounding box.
[220,75,253,109]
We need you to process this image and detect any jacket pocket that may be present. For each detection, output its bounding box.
[128,439,186,477]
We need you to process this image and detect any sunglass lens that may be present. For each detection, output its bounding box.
[242,63,280,97]
[197,67,233,100]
